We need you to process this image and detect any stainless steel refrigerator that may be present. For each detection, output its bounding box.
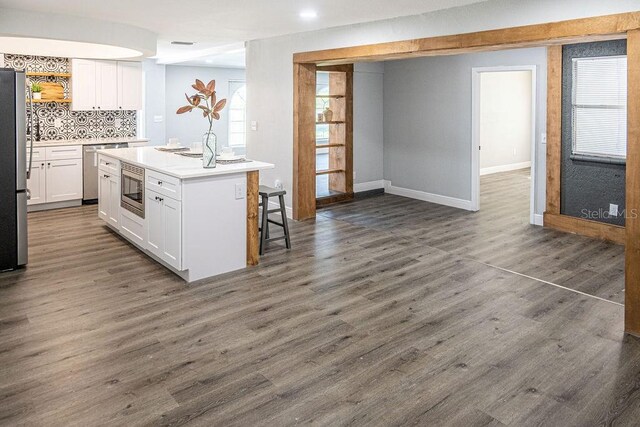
[0,68,30,271]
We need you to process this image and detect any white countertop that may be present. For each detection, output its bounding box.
[98,147,274,179]
[32,137,150,148]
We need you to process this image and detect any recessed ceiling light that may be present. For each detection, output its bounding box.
[299,10,318,20]
[205,59,214,64]
[171,41,195,46]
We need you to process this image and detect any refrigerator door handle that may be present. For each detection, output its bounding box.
[26,87,34,180]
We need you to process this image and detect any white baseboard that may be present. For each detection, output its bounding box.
[27,199,82,212]
[480,161,531,176]
[384,180,475,211]
[533,214,544,226]
[354,180,385,193]
[268,200,293,219]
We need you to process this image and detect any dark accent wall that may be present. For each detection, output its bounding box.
[560,40,627,226]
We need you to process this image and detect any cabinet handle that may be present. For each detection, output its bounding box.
[104,174,110,178]
[105,162,111,165]
[92,106,96,110]
[47,163,51,167]
[157,181,163,186]
[41,163,45,168]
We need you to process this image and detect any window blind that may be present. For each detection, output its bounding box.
[572,55,627,159]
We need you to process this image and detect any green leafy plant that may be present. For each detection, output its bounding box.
[31,82,42,93]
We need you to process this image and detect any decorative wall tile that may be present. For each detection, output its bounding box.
[4,54,137,140]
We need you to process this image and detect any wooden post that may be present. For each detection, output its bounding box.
[626,29,640,336]
[246,170,259,266]
[545,45,562,216]
[293,62,317,220]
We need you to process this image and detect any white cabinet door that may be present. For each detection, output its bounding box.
[162,196,181,270]
[117,62,142,110]
[46,159,83,202]
[146,190,163,257]
[95,61,118,111]
[108,175,120,228]
[146,189,182,270]
[27,161,46,205]
[98,172,110,221]
[71,59,96,111]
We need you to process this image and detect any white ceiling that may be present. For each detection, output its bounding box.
[0,0,489,67]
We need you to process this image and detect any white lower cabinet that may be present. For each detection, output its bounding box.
[46,159,83,203]
[146,189,181,270]
[26,162,46,205]
[27,145,83,206]
[98,170,120,229]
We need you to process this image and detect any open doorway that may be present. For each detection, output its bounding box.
[472,66,536,224]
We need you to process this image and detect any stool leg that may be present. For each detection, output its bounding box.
[279,194,291,250]
[260,195,269,255]
[265,197,270,240]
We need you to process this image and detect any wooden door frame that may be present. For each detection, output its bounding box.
[292,11,640,336]
[471,65,537,224]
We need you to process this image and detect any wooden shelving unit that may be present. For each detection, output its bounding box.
[314,65,354,206]
[29,99,72,103]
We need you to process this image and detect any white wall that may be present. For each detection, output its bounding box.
[354,62,384,188]
[246,0,640,210]
[382,48,546,209]
[164,65,245,150]
[480,70,532,173]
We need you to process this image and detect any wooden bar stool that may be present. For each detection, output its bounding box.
[259,185,291,255]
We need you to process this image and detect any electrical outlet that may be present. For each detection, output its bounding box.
[54,118,62,128]
[609,203,618,216]
[251,121,258,131]
[153,115,163,123]
[353,171,357,181]
[115,118,122,128]
[274,179,283,190]
[541,133,547,144]
[235,183,245,199]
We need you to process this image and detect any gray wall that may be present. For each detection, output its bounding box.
[382,47,547,212]
[164,65,245,150]
[560,40,627,226]
[354,62,384,186]
[246,0,640,209]
[142,59,166,145]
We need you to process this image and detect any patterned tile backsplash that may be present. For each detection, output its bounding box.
[4,54,137,140]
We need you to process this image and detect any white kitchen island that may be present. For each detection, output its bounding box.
[97,147,274,282]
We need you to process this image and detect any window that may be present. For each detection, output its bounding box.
[228,81,246,149]
[572,55,627,160]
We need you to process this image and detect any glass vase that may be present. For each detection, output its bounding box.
[202,131,217,168]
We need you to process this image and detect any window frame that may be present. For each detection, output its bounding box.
[227,80,246,150]
[571,55,627,162]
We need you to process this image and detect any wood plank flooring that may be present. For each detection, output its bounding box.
[0,169,637,426]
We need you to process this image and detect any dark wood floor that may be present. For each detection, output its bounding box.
[0,169,637,426]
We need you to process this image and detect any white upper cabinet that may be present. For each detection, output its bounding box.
[71,59,96,111]
[71,59,142,111]
[117,62,143,111]
[95,61,118,111]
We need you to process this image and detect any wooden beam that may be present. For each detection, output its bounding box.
[246,170,259,266]
[293,63,317,220]
[626,29,640,336]
[294,12,639,64]
[543,213,625,245]
[546,45,563,215]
